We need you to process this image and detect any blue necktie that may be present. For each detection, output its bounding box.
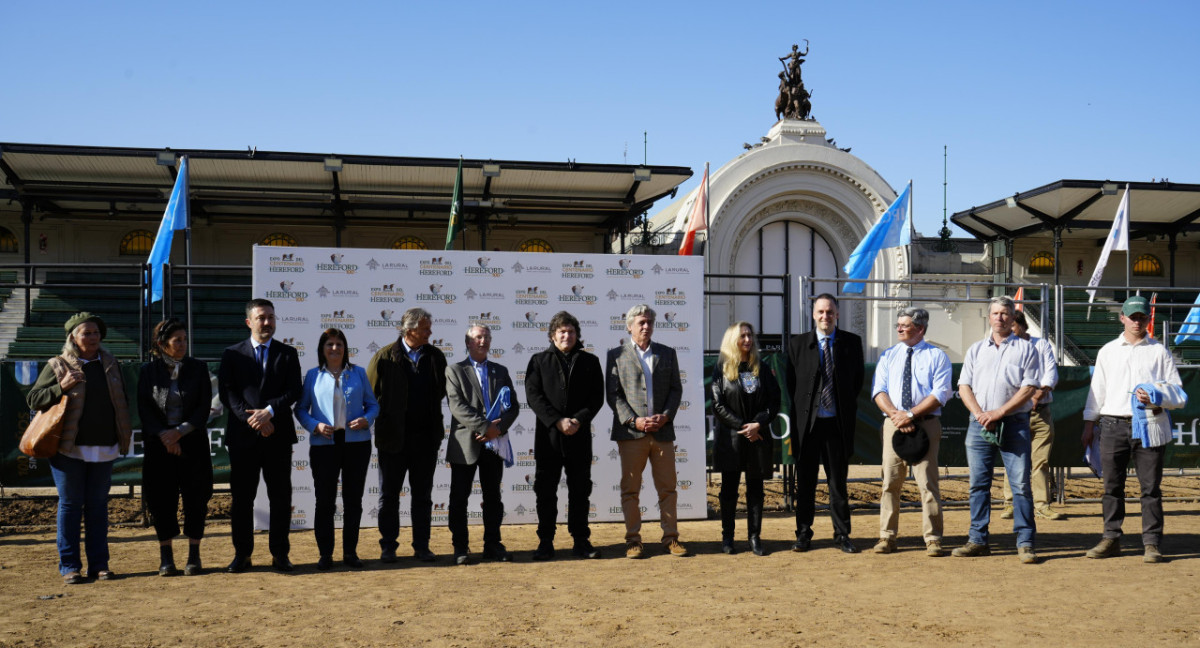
[479,362,490,406]
[902,347,914,410]
[255,344,266,371]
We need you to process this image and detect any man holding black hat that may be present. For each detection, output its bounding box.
[1082,295,1181,563]
[871,307,952,556]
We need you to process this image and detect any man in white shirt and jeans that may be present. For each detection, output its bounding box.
[1082,296,1181,563]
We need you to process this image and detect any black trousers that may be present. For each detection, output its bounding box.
[377,437,439,553]
[794,417,851,540]
[534,447,593,544]
[228,439,292,558]
[720,469,764,539]
[310,434,371,558]
[143,430,214,542]
[448,452,504,553]
[1099,416,1166,545]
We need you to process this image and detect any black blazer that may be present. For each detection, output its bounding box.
[138,356,212,439]
[524,344,604,458]
[711,360,780,474]
[217,339,303,450]
[786,329,864,454]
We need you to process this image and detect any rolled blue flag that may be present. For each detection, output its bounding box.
[843,181,911,294]
[1173,292,1200,344]
[484,385,514,467]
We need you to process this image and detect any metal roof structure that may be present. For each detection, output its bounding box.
[0,142,693,234]
[951,179,1200,243]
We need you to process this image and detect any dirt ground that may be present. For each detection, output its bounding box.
[3,473,1200,647]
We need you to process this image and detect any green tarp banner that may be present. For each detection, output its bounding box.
[6,358,1200,487]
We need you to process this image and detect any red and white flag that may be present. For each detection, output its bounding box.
[678,164,709,256]
[1149,293,1158,338]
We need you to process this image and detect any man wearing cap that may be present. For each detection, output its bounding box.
[955,295,1041,564]
[999,310,1065,522]
[1082,296,1181,563]
[871,307,952,556]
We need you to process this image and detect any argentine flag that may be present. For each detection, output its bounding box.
[843,181,911,294]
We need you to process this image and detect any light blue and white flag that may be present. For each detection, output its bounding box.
[145,155,189,305]
[843,181,911,294]
[1173,292,1200,344]
[1086,184,1130,303]
[484,385,514,467]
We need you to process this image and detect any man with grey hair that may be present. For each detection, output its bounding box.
[871,307,952,556]
[366,307,447,563]
[445,325,519,564]
[606,304,687,558]
[999,309,1065,521]
[955,295,1041,563]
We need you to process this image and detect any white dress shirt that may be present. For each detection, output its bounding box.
[633,340,655,416]
[1083,334,1181,420]
[1029,335,1059,404]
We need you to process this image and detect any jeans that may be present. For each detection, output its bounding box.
[966,414,1035,548]
[49,453,114,576]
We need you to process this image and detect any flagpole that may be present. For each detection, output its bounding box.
[1125,184,1131,293]
[703,162,711,350]
[183,156,193,349]
[907,180,914,301]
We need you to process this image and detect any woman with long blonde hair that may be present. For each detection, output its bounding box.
[711,321,780,555]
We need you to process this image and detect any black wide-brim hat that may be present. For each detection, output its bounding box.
[892,425,930,463]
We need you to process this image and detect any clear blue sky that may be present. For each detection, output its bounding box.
[5,1,1198,236]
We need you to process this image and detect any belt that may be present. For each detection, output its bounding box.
[1101,415,1132,421]
[915,414,937,421]
[1033,403,1051,412]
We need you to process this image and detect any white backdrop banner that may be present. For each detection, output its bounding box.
[250,246,706,531]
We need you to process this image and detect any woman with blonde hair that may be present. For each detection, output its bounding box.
[710,321,779,555]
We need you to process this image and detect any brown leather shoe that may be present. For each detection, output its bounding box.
[925,540,945,557]
[951,542,991,557]
[1018,546,1039,564]
[999,505,1014,520]
[873,538,897,554]
[1035,505,1067,521]
[1144,544,1164,563]
[665,540,689,557]
[625,542,644,559]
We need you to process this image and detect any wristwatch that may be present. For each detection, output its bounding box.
[905,411,914,420]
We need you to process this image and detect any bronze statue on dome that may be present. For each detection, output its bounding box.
[775,41,812,121]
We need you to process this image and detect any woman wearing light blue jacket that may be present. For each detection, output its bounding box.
[295,328,380,570]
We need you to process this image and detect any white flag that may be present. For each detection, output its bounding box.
[1086,184,1130,303]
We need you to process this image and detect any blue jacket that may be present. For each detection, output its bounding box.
[296,364,380,445]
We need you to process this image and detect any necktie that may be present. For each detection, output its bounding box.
[254,344,266,371]
[901,347,914,410]
[820,337,836,413]
[479,363,490,407]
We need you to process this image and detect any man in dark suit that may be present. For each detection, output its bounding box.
[786,293,865,553]
[445,325,520,565]
[606,304,687,559]
[525,311,605,561]
[365,307,447,563]
[218,298,303,572]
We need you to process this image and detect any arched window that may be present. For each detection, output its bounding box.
[517,238,554,253]
[260,233,298,247]
[119,229,154,256]
[1133,254,1163,277]
[391,236,428,250]
[1028,251,1054,274]
[0,226,17,253]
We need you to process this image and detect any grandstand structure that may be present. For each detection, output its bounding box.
[952,179,1200,366]
[0,142,692,361]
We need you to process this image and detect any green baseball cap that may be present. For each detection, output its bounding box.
[1122,296,1150,317]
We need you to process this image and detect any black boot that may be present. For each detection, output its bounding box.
[720,505,736,554]
[748,503,766,556]
[159,545,178,576]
